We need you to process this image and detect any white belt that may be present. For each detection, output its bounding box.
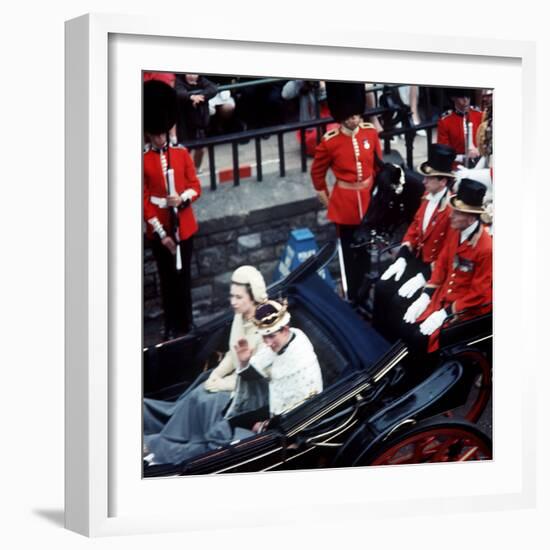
[150,196,168,208]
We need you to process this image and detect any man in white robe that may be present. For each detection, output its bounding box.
[235,299,323,430]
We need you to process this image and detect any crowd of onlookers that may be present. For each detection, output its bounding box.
[144,72,492,172]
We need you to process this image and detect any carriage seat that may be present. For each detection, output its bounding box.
[290,308,351,388]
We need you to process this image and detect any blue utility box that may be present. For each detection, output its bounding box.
[273,228,334,288]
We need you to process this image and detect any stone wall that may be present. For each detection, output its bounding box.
[144,175,338,328]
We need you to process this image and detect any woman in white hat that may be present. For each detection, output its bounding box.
[202,265,268,393]
[143,266,269,465]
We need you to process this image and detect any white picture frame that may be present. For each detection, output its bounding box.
[65,13,537,537]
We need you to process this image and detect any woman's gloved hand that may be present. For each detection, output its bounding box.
[204,374,235,393]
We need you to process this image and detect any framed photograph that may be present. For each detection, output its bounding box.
[65,13,536,537]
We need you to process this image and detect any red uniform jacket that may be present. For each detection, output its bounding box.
[311,123,382,225]
[143,145,201,241]
[419,223,493,352]
[437,108,483,155]
[402,192,452,264]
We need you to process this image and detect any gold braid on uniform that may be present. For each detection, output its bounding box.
[476,104,493,158]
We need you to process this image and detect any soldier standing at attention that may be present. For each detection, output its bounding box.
[310,81,382,302]
[143,80,202,339]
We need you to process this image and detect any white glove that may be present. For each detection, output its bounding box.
[419,308,448,335]
[180,189,198,203]
[381,257,407,281]
[398,273,426,298]
[403,292,430,324]
[203,374,220,392]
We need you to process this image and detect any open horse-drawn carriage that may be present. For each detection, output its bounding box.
[144,229,492,477]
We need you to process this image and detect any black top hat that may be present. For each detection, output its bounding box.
[418,143,456,177]
[325,81,366,122]
[143,80,177,135]
[450,178,486,213]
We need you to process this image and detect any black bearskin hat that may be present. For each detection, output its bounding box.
[446,87,473,100]
[143,79,177,135]
[325,81,366,122]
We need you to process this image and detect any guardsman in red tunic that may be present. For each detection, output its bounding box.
[143,80,201,339]
[311,81,382,301]
[402,178,492,353]
[372,144,456,341]
[437,88,483,168]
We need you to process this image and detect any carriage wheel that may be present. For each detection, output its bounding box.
[358,418,492,466]
[451,350,492,423]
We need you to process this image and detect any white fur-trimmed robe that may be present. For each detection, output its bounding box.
[238,328,323,416]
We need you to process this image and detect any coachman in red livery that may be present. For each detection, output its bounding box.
[401,177,492,353]
[373,144,457,341]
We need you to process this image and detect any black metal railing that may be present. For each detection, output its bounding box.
[186,78,403,97]
[379,120,438,168]
[177,79,437,190]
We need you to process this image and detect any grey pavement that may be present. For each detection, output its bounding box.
[193,130,430,223]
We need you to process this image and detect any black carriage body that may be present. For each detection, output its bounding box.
[143,244,492,477]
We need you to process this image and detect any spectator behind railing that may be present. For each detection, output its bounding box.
[364,83,385,133]
[233,78,286,132]
[282,80,325,122]
[366,83,427,137]
[399,85,425,136]
[203,74,246,136]
[175,74,218,172]
[281,80,338,157]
